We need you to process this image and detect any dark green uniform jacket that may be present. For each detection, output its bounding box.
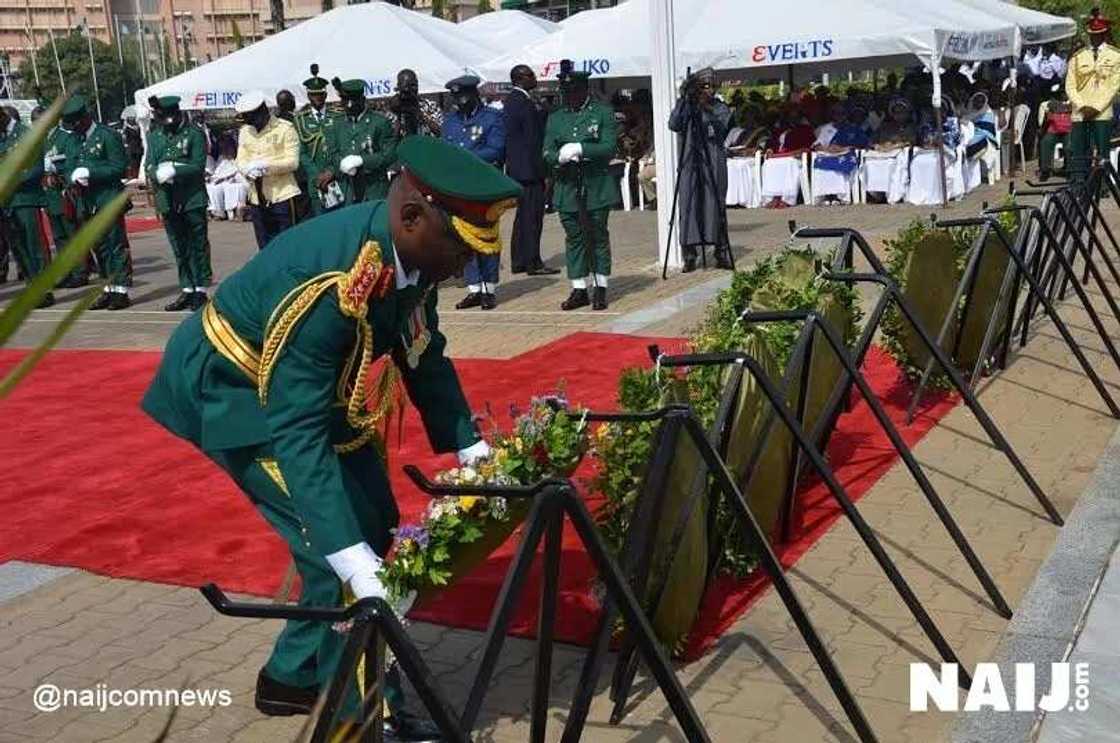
[0,120,45,208]
[145,122,208,215]
[44,126,80,216]
[72,122,126,215]
[325,110,397,204]
[295,107,337,211]
[142,200,479,556]
[543,97,619,212]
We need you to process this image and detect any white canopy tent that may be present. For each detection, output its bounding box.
[460,10,559,56]
[647,0,1076,269]
[134,3,496,111]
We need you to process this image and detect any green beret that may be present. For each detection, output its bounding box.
[61,95,88,119]
[398,135,522,255]
[332,77,366,98]
[304,63,328,93]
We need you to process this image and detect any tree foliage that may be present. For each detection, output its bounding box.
[478,0,494,14]
[431,0,446,20]
[16,31,143,122]
[1019,0,1120,38]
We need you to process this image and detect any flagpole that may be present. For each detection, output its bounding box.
[114,14,128,103]
[134,0,149,86]
[84,19,103,121]
[24,25,40,89]
[46,25,65,92]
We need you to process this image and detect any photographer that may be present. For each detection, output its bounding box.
[668,67,733,272]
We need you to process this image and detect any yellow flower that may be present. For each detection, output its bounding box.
[459,496,481,512]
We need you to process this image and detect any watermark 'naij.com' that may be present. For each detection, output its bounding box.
[910,663,1090,712]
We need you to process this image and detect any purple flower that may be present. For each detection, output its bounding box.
[395,524,430,548]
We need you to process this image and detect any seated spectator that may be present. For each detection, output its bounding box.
[760,105,814,208]
[874,98,917,148]
[1038,85,1072,180]
[206,139,249,221]
[813,104,871,204]
[963,90,999,158]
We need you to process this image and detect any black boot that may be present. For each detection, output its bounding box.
[682,256,698,273]
[164,292,194,312]
[455,292,482,309]
[190,292,209,311]
[107,293,131,311]
[254,669,318,717]
[480,292,496,310]
[714,249,734,270]
[592,286,608,311]
[37,292,55,309]
[560,288,589,311]
[383,709,444,742]
[56,273,89,289]
[89,292,113,311]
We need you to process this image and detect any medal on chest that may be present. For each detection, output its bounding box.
[403,289,433,369]
[469,124,483,143]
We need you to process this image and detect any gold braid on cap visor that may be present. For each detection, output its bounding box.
[449,197,518,255]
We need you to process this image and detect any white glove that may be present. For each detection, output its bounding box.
[70,167,90,187]
[339,154,364,176]
[44,157,57,174]
[241,160,266,180]
[458,439,493,466]
[558,142,583,164]
[156,161,176,185]
[326,543,415,618]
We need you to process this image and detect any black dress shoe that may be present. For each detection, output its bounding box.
[384,710,443,742]
[714,251,734,270]
[526,265,560,276]
[480,292,496,310]
[56,274,89,289]
[164,292,194,312]
[560,288,590,311]
[592,287,608,311]
[89,292,113,311]
[107,293,131,311]
[254,669,319,717]
[190,292,209,311]
[455,292,482,309]
[37,292,55,309]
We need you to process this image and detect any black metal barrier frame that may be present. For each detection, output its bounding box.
[201,585,466,743]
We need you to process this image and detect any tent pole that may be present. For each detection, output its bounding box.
[1008,58,1018,175]
[933,57,949,208]
[650,0,681,273]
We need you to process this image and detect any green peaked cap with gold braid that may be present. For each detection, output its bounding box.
[397,135,522,255]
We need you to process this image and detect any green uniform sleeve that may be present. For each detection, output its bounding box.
[264,294,373,556]
[361,116,398,173]
[84,129,126,187]
[18,127,44,189]
[395,289,478,453]
[581,105,617,162]
[173,127,207,180]
[144,130,161,184]
[542,112,562,169]
[297,118,321,182]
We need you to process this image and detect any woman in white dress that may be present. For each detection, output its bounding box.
[206,138,249,220]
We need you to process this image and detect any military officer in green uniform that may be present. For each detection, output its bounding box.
[65,95,133,310]
[294,64,340,216]
[141,136,520,742]
[543,68,618,311]
[322,78,397,206]
[41,109,88,288]
[146,95,213,312]
[0,106,53,306]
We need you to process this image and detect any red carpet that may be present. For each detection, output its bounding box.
[0,335,955,656]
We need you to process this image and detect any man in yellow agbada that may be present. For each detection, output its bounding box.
[1065,8,1120,182]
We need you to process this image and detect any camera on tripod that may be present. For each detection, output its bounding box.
[557,58,576,85]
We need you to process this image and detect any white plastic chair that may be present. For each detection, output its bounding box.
[1013,103,1031,166]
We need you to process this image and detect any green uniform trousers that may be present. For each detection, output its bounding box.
[163,208,213,290]
[1069,121,1112,184]
[207,443,405,717]
[93,215,134,288]
[1039,132,1070,175]
[2,208,48,281]
[46,199,92,283]
[560,208,612,280]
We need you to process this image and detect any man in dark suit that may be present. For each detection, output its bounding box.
[504,65,559,276]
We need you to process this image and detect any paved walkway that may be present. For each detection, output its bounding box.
[3,179,1120,742]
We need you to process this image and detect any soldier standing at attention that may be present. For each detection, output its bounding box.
[142,136,520,742]
[146,95,213,312]
[1065,8,1120,183]
[294,64,339,217]
[442,75,506,311]
[0,105,53,306]
[543,68,618,311]
[322,78,398,207]
[41,107,88,288]
[235,91,302,250]
[66,95,133,310]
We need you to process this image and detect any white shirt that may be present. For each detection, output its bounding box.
[393,245,420,289]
